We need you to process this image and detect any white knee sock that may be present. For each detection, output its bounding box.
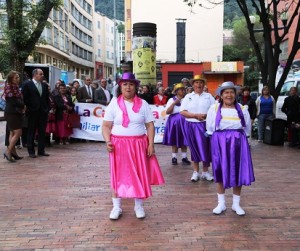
[112,197,121,208]
[134,198,144,208]
[232,194,240,206]
[217,193,225,205]
[172,153,177,158]
[182,152,187,158]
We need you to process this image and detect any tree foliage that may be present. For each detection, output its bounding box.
[183,0,300,100]
[0,0,61,78]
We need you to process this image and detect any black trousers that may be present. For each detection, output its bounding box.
[26,111,48,154]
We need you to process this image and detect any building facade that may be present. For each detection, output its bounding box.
[35,0,95,83]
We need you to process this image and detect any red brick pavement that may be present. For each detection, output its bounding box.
[0,119,300,250]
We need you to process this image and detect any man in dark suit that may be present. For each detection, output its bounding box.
[94,78,112,105]
[77,76,95,103]
[22,69,50,158]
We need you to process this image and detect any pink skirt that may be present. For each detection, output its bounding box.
[46,113,56,134]
[109,134,165,199]
[55,113,73,138]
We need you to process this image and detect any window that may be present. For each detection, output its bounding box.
[280,81,295,96]
[98,35,101,44]
[60,32,64,50]
[97,21,101,29]
[54,27,59,47]
[98,49,101,57]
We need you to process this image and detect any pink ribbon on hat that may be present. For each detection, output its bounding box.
[117,95,143,127]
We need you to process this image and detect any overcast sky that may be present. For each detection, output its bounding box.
[131,0,224,62]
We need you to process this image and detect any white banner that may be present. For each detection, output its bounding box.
[71,103,169,143]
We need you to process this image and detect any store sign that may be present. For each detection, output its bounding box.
[211,62,237,72]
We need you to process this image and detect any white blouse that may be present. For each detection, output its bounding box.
[180,92,216,122]
[206,103,252,136]
[104,98,154,136]
[165,97,181,114]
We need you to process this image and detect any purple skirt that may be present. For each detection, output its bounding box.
[162,113,187,147]
[184,121,210,164]
[211,129,255,189]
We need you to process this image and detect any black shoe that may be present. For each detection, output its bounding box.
[182,157,191,165]
[29,153,37,158]
[38,152,50,157]
[172,157,178,165]
[3,152,16,162]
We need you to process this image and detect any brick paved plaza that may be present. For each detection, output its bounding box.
[0,118,300,250]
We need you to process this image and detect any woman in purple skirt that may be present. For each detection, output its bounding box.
[162,83,191,166]
[206,82,255,216]
[180,75,216,182]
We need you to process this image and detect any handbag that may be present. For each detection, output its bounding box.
[67,112,81,128]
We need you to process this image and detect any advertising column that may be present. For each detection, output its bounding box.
[132,22,157,86]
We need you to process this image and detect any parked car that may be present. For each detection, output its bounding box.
[275,77,300,120]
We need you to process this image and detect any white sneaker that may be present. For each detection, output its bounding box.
[134,205,145,219]
[201,172,214,181]
[232,204,245,216]
[109,207,122,220]
[191,171,200,182]
[213,204,226,215]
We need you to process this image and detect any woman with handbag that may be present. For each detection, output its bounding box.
[53,83,74,145]
[3,71,26,162]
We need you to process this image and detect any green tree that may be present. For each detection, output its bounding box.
[0,0,61,78]
[183,0,300,100]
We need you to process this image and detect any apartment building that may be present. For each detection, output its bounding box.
[0,0,95,82]
[94,11,115,80]
[37,0,95,81]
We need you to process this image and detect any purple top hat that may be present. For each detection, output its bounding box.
[118,72,140,86]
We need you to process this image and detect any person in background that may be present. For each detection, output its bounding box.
[139,85,153,104]
[180,75,215,182]
[281,86,300,147]
[203,85,208,93]
[52,79,63,97]
[102,72,165,220]
[70,87,78,104]
[206,81,255,216]
[186,86,193,94]
[153,87,167,106]
[255,86,275,142]
[72,80,80,91]
[53,84,74,145]
[22,68,50,158]
[181,78,192,88]
[91,81,99,90]
[163,83,191,166]
[238,86,257,123]
[77,76,95,103]
[94,78,112,105]
[45,83,56,147]
[3,71,26,162]
[164,87,174,101]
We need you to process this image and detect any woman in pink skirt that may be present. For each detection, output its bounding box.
[102,72,165,220]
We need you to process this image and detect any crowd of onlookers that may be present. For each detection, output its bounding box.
[2,69,300,163]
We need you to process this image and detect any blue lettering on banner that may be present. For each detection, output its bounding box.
[80,122,101,131]
[155,126,165,134]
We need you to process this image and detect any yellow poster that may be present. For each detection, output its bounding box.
[132,36,156,85]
